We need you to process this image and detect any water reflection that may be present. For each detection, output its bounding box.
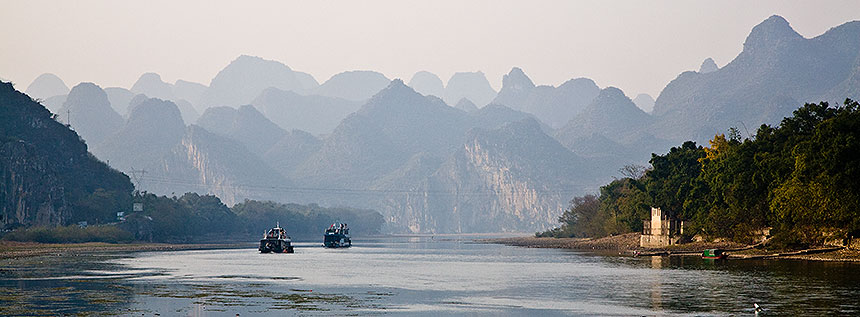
[649,256,664,311]
[2,237,859,315]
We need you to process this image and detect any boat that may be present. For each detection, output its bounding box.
[259,223,294,253]
[324,222,351,248]
[702,249,727,259]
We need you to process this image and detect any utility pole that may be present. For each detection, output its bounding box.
[128,168,147,192]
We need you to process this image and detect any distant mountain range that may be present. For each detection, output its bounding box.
[9,15,859,233]
[199,55,317,108]
[93,96,287,205]
[251,87,360,135]
[59,83,124,146]
[313,70,391,101]
[652,15,860,143]
[491,67,600,128]
[289,80,596,232]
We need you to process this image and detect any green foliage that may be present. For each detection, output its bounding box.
[598,178,651,234]
[116,192,385,242]
[537,177,650,239]
[2,225,134,243]
[70,189,131,225]
[537,195,599,238]
[178,193,238,234]
[541,99,860,245]
[644,141,708,222]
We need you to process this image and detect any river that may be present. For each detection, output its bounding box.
[2,236,859,315]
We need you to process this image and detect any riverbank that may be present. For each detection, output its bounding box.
[0,241,251,259]
[484,233,860,262]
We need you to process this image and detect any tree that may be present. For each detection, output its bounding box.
[598,178,650,234]
[644,141,708,223]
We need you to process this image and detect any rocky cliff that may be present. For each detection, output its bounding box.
[0,141,68,228]
[0,81,133,229]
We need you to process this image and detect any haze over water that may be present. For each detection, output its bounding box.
[3,237,859,315]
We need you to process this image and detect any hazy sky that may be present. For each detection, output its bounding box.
[2,0,859,98]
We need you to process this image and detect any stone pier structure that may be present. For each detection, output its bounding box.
[640,207,682,248]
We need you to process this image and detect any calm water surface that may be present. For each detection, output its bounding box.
[2,236,860,315]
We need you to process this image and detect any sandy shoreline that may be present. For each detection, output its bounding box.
[0,241,252,259]
[483,233,860,262]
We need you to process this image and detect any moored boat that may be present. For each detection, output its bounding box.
[324,222,351,248]
[702,249,727,259]
[259,223,294,253]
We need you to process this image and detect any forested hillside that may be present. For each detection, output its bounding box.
[0,81,133,229]
[541,99,860,247]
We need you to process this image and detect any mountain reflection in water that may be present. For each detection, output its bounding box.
[1,236,859,316]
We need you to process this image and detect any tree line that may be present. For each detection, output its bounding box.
[4,192,385,243]
[539,99,860,247]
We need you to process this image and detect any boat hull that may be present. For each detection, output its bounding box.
[324,234,351,248]
[259,238,294,253]
[702,249,727,260]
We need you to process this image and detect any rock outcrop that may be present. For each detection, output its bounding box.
[0,81,132,229]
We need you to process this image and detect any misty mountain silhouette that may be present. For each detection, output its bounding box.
[652,15,860,143]
[196,105,286,156]
[59,83,124,146]
[152,125,289,205]
[491,68,600,128]
[104,87,135,117]
[454,98,478,112]
[286,79,591,232]
[173,79,208,110]
[131,73,176,101]
[632,93,655,113]
[444,71,497,107]
[699,58,718,74]
[251,87,360,135]
[93,97,186,172]
[263,129,322,179]
[25,73,69,101]
[199,55,312,108]
[313,70,392,101]
[408,71,445,98]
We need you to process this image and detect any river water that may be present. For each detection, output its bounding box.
[2,236,860,315]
